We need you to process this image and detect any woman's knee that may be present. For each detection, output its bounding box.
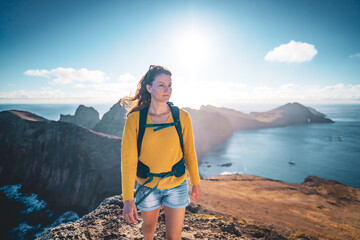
[166,229,182,240]
[142,219,157,230]
[141,208,160,231]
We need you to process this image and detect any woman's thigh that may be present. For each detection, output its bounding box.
[163,205,186,239]
[141,207,161,227]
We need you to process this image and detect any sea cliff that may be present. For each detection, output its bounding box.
[0,102,334,213]
[0,110,121,214]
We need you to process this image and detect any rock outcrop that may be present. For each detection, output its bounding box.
[92,100,127,138]
[0,110,121,215]
[59,105,100,129]
[249,102,334,126]
[37,195,287,240]
[184,108,234,157]
[38,175,357,239]
[199,105,269,130]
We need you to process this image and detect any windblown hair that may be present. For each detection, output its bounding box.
[121,65,172,116]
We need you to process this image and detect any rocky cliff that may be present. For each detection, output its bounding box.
[92,100,127,138]
[249,102,334,126]
[0,110,121,215]
[37,195,287,240]
[59,105,100,129]
[37,174,358,240]
[199,105,269,130]
[184,108,234,157]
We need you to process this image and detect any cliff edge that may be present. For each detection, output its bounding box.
[36,174,359,240]
[37,195,287,240]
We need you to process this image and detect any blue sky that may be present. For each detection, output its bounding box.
[0,0,359,108]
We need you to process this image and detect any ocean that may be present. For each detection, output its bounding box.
[199,104,360,189]
[0,103,114,121]
[0,184,79,239]
[0,103,359,238]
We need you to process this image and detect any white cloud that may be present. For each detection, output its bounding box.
[170,76,248,108]
[265,40,318,63]
[2,78,360,106]
[118,73,136,82]
[321,83,344,92]
[0,89,70,101]
[24,67,109,84]
[0,88,118,104]
[116,73,137,90]
[349,53,360,58]
[279,83,300,91]
[175,81,360,106]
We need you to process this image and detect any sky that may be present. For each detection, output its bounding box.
[0,0,359,109]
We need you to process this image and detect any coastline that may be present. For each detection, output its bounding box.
[1,104,360,239]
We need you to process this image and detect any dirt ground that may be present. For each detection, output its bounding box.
[193,174,360,240]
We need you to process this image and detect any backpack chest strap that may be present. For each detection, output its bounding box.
[144,122,176,131]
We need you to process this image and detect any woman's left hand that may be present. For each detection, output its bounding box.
[191,184,201,200]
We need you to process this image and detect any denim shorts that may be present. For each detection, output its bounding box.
[135,180,190,211]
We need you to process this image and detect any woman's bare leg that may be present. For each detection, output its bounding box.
[163,206,186,240]
[141,207,161,240]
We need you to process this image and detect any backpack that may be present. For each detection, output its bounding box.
[134,102,186,206]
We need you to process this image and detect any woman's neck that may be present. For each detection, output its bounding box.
[148,101,170,115]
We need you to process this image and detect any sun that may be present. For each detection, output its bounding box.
[173,30,212,66]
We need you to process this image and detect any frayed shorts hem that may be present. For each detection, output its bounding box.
[136,180,190,212]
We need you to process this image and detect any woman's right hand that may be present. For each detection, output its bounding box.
[123,199,138,224]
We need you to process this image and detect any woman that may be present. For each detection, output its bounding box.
[121,65,201,240]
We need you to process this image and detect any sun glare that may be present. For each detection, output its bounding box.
[174,30,212,66]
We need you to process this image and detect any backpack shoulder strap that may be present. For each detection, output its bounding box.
[167,102,184,155]
[137,103,184,156]
[137,107,149,156]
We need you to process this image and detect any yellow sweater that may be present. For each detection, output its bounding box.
[121,108,200,202]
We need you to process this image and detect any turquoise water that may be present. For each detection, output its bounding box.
[199,104,360,188]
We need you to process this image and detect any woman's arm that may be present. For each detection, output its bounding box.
[181,110,201,187]
[121,112,139,203]
[121,112,139,223]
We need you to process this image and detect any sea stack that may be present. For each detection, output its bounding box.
[59,105,100,129]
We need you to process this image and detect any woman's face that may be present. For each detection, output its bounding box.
[146,73,172,103]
